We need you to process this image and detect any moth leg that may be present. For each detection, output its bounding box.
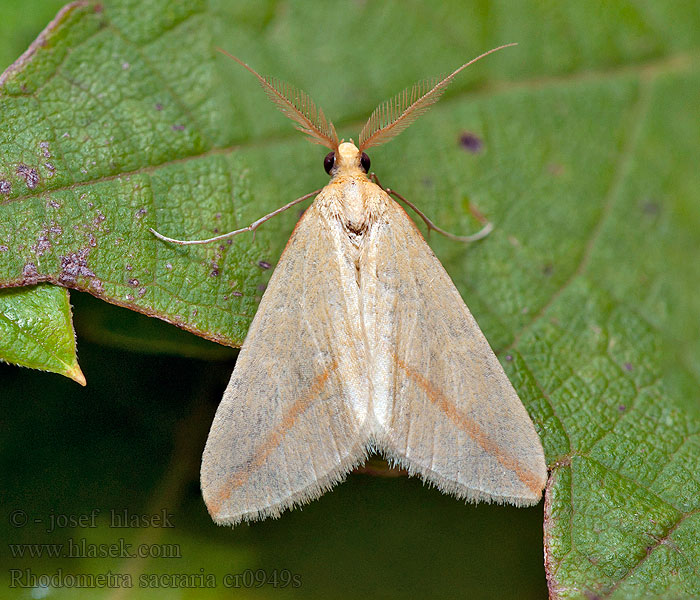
[369,173,493,243]
[149,188,322,246]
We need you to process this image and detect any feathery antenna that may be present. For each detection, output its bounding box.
[218,48,339,150]
[358,43,516,151]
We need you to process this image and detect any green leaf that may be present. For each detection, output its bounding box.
[0,0,266,360]
[0,284,84,384]
[0,0,81,383]
[2,1,699,599]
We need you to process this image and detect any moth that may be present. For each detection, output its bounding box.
[152,45,547,526]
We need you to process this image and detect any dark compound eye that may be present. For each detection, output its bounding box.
[323,152,335,175]
[360,152,371,173]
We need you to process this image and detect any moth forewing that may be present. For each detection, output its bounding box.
[201,196,372,525]
[364,194,547,505]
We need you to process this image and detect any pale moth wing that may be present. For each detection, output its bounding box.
[201,197,372,525]
[365,199,547,505]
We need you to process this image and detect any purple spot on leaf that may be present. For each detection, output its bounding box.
[641,199,660,216]
[93,211,106,227]
[459,132,483,153]
[59,248,96,286]
[16,164,39,189]
[31,235,51,256]
[23,262,39,282]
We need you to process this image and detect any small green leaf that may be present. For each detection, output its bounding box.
[0,284,84,384]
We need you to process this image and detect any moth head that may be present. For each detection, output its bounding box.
[324,142,371,177]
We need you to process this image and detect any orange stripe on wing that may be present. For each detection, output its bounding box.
[394,355,543,497]
[208,359,339,517]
